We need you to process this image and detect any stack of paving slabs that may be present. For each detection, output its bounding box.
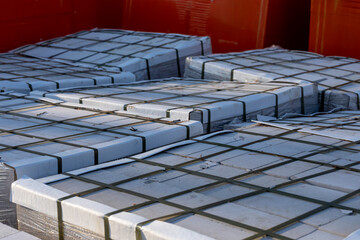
[185,47,360,111]
[0,222,39,240]
[30,78,318,133]
[0,53,135,93]
[0,93,202,227]
[12,29,212,81]
[11,112,360,240]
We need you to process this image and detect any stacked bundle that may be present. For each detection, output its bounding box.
[13,29,212,81]
[0,53,134,93]
[185,47,360,111]
[0,93,202,226]
[0,222,39,240]
[256,110,360,142]
[11,112,360,239]
[31,78,318,133]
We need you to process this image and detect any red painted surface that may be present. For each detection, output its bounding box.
[0,0,123,53]
[309,0,360,59]
[120,0,311,53]
[264,0,310,51]
[0,0,311,54]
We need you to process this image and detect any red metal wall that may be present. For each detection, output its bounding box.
[0,0,123,53]
[0,0,312,54]
[309,0,360,59]
[120,0,311,53]
[264,0,310,51]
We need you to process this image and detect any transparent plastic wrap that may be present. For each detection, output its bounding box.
[17,206,103,240]
[0,164,16,227]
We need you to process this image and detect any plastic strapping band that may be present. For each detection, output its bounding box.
[200,40,205,55]
[135,219,154,240]
[55,192,85,240]
[104,214,111,240]
[230,68,235,81]
[56,156,63,173]
[266,92,279,118]
[27,83,33,92]
[185,124,190,139]
[141,136,147,152]
[275,93,279,118]
[91,77,97,86]
[93,149,99,165]
[230,67,244,81]
[236,101,247,121]
[200,59,216,79]
[56,199,65,240]
[320,89,327,112]
[201,61,206,79]
[145,59,151,80]
[175,49,181,77]
[300,86,305,114]
[123,103,130,111]
[206,108,211,133]
[190,107,212,133]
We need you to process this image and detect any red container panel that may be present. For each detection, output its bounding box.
[0,0,123,53]
[0,1,311,54]
[120,0,310,53]
[309,0,360,59]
